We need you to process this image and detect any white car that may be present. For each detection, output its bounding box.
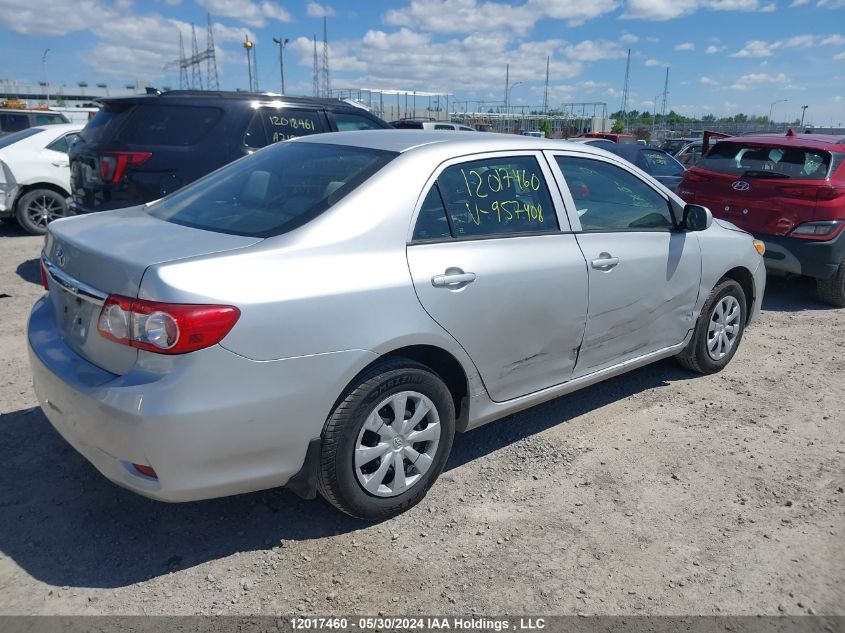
[0,123,83,235]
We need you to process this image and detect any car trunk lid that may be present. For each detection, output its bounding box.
[43,207,260,375]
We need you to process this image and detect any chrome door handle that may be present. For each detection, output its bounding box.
[52,162,69,168]
[591,255,619,270]
[431,271,476,288]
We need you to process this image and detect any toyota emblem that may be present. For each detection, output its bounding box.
[731,180,751,191]
[55,245,67,267]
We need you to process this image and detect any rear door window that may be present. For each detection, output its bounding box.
[79,104,134,143]
[243,108,327,149]
[117,105,222,146]
[436,156,559,238]
[699,142,832,180]
[412,185,452,241]
[0,127,40,148]
[0,113,29,133]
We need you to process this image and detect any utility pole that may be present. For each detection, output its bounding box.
[322,16,331,98]
[243,35,254,91]
[620,49,630,131]
[273,37,289,94]
[660,67,670,133]
[768,98,787,129]
[800,105,809,128]
[543,56,550,114]
[503,64,509,132]
[41,48,50,105]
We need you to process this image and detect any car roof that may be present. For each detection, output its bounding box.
[728,131,845,151]
[32,123,85,134]
[99,90,358,109]
[293,129,617,156]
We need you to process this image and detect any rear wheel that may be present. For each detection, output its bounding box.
[16,189,67,235]
[677,279,747,374]
[817,259,845,307]
[317,358,455,520]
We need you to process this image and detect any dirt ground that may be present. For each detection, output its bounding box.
[0,222,843,617]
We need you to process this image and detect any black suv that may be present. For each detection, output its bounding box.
[69,91,392,214]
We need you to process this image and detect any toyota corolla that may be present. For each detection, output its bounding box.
[28,131,766,519]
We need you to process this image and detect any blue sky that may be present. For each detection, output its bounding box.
[0,0,844,125]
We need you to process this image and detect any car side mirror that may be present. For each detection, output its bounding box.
[683,204,713,232]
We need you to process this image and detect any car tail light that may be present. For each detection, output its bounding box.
[789,221,845,241]
[776,185,845,201]
[99,151,152,184]
[97,295,240,354]
[40,260,49,290]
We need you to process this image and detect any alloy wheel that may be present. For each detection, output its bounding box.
[25,194,64,229]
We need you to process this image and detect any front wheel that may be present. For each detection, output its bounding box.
[317,358,455,520]
[677,279,747,374]
[16,189,68,235]
[817,259,845,307]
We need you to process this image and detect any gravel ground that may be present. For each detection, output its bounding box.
[0,222,843,616]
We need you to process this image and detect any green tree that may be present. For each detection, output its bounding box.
[539,119,552,138]
[611,119,625,134]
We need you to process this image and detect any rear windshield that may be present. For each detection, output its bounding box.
[699,142,832,180]
[0,127,41,149]
[80,103,134,143]
[147,142,396,238]
[35,113,68,125]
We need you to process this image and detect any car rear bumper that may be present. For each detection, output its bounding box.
[757,230,845,280]
[27,295,376,502]
[0,184,18,216]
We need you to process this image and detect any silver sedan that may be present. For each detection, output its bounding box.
[28,131,766,519]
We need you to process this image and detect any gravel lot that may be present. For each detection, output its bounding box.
[0,222,843,616]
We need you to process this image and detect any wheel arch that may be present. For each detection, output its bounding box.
[334,344,472,433]
[14,182,71,211]
[720,266,755,318]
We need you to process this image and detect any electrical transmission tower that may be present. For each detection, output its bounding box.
[322,17,331,97]
[660,67,670,121]
[170,12,219,90]
[312,35,319,96]
[543,56,550,113]
[620,49,631,131]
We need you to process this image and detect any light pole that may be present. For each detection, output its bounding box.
[272,37,289,94]
[41,48,50,105]
[768,99,787,129]
[243,36,254,91]
[800,105,809,128]
[506,80,523,134]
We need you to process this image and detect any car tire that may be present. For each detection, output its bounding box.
[676,278,747,374]
[317,358,455,520]
[15,189,67,236]
[816,260,845,307]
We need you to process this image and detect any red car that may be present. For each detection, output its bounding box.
[677,129,845,306]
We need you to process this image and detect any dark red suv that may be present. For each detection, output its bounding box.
[677,129,845,306]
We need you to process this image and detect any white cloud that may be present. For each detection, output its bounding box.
[644,58,668,66]
[620,33,639,44]
[675,42,695,50]
[562,40,627,61]
[622,0,776,20]
[289,29,584,95]
[820,34,845,45]
[307,2,335,17]
[195,0,291,28]
[705,44,725,53]
[729,72,789,90]
[0,0,119,35]
[384,0,617,34]
[835,51,845,60]
[731,39,778,57]
[700,76,718,85]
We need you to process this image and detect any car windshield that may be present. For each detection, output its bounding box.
[0,127,41,149]
[147,141,396,238]
[698,142,832,180]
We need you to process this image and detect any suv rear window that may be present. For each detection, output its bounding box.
[699,142,832,181]
[147,142,396,238]
[0,113,29,133]
[117,105,222,146]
